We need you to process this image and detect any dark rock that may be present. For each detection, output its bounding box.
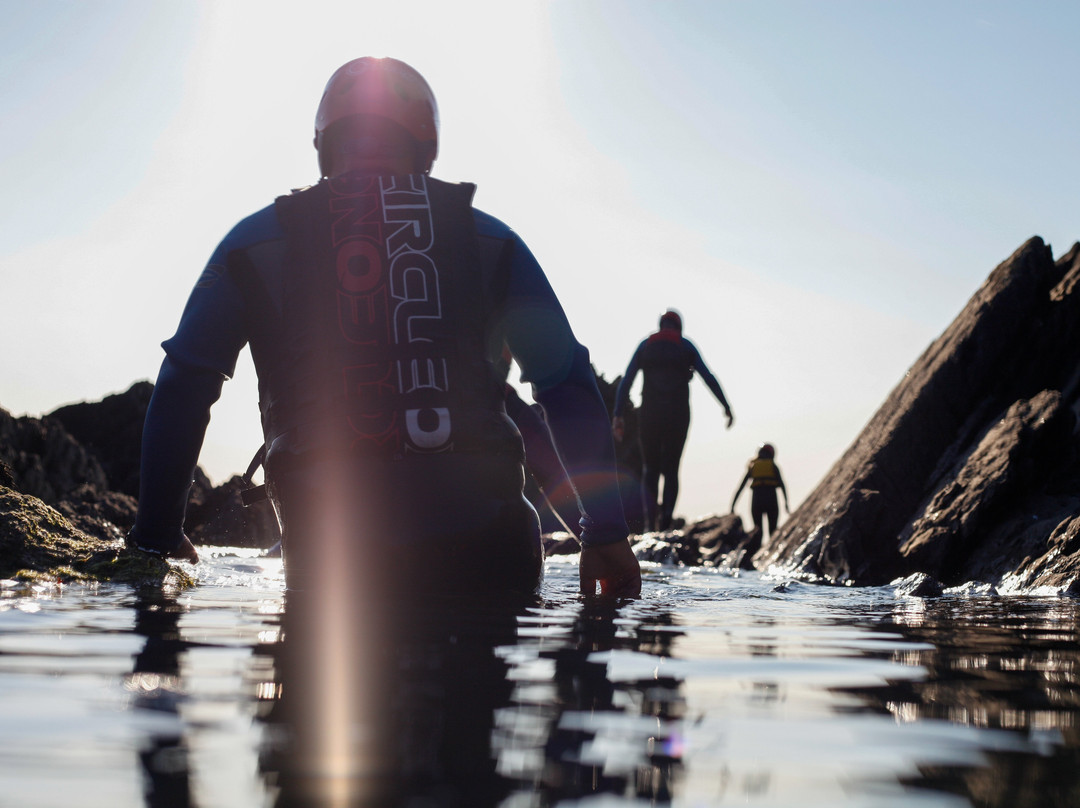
[632,532,700,566]
[54,485,139,544]
[0,484,192,587]
[1,387,278,555]
[0,406,109,503]
[892,572,944,599]
[755,236,1080,588]
[48,381,153,497]
[185,475,280,549]
[684,513,759,569]
[898,390,1074,578]
[542,534,581,556]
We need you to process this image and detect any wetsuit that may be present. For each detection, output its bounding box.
[131,172,626,592]
[504,385,581,536]
[732,457,787,538]
[614,329,730,531]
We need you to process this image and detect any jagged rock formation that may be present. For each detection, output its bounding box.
[48,381,154,498]
[755,237,1080,589]
[0,386,280,559]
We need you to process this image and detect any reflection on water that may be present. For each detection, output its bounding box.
[839,600,1080,808]
[129,588,196,806]
[2,551,1080,806]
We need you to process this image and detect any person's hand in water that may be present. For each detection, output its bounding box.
[579,540,641,598]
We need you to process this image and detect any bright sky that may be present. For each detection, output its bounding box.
[1,1,1077,524]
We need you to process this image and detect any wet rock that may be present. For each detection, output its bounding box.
[0,484,192,587]
[542,533,581,556]
[632,532,699,566]
[683,514,759,569]
[892,572,944,599]
[756,237,1080,588]
[1,386,279,551]
[898,390,1075,580]
[54,484,139,544]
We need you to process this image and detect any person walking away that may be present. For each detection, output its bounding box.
[125,56,642,803]
[730,442,789,539]
[125,56,641,600]
[612,309,733,531]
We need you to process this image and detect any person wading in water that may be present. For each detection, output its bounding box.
[127,57,641,599]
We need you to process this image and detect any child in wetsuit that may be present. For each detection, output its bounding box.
[730,443,789,539]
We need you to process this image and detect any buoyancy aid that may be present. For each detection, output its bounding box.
[241,172,521,467]
[749,458,780,488]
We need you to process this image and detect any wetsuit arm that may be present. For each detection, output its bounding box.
[504,386,581,537]
[731,469,751,512]
[776,465,790,511]
[612,347,643,418]
[490,215,639,596]
[129,356,225,556]
[129,215,259,558]
[688,341,733,423]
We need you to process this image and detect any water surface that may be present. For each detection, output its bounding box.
[1,547,1078,807]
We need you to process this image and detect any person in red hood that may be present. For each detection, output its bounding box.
[612,309,734,531]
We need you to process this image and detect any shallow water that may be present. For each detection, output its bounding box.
[1,548,1079,807]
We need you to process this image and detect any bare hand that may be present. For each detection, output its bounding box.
[579,540,641,598]
[170,534,200,563]
[612,416,625,442]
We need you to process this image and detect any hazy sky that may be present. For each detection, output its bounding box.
[1,1,1077,523]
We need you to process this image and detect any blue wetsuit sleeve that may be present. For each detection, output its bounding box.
[612,344,644,417]
[498,247,580,390]
[131,356,226,552]
[130,209,273,552]
[487,218,628,546]
[687,338,731,411]
[160,207,277,376]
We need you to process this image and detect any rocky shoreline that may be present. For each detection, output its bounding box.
[3,236,1078,594]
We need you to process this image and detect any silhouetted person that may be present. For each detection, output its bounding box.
[613,309,733,531]
[127,57,640,598]
[731,442,789,539]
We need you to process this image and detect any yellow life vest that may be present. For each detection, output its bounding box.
[749,458,779,488]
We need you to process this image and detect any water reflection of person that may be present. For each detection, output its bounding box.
[540,599,687,803]
[128,589,194,807]
[264,591,534,807]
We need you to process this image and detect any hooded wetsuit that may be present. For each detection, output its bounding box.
[614,329,730,531]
